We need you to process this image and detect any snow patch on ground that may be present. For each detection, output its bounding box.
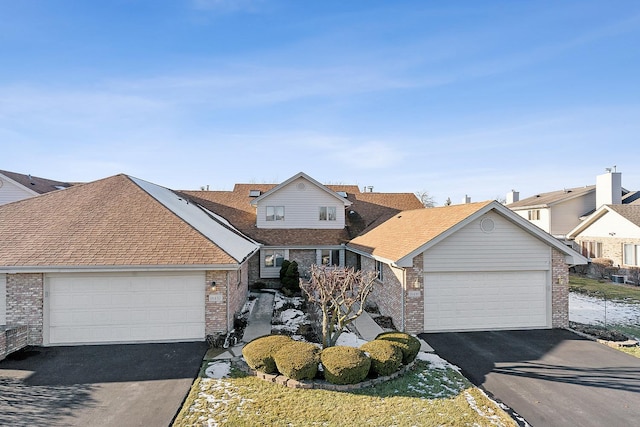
[205,361,231,379]
[570,292,640,325]
[195,379,254,427]
[335,331,368,347]
[417,351,460,372]
[273,293,304,311]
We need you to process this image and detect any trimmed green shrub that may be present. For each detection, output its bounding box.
[282,260,300,293]
[242,335,294,374]
[274,341,321,380]
[279,260,291,281]
[321,346,371,385]
[375,332,421,364]
[360,339,403,376]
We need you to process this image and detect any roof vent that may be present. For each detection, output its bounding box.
[249,190,261,197]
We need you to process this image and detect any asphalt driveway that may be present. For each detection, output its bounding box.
[421,329,640,427]
[0,342,208,427]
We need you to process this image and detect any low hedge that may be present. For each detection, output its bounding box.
[375,332,421,364]
[274,341,321,380]
[242,335,294,374]
[360,339,403,376]
[321,346,371,385]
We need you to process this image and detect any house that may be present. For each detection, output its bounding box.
[566,205,640,271]
[0,169,73,206]
[0,174,259,348]
[181,172,424,284]
[348,201,587,334]
[506,170,639,242]
[0,171,587,351]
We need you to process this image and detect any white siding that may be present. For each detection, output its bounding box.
[255,177,346,229]
[514,208,551,233]
[423,212,551,272]
[550,193,595,236]
[0,178,36,206]
[0,274,6,324]
[424,270,549,331]
[575,211,640,239]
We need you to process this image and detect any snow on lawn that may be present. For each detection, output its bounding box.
[205,361,231,379]
[570,292,640,325]
[272,308,307,333]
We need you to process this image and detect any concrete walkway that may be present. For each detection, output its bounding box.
[206,291,432,362]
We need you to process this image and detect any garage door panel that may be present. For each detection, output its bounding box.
[47,273,205,345]
[424,271,549,332]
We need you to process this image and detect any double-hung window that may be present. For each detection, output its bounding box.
[321,249,340,267]
[319,206,337,221]
[624,244,640,266]
[581,241,602,258]
[266,206,285,221]
[528,209,541,221]
[264,249,285,268]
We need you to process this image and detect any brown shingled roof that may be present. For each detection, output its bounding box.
[507,186,595,209]
[182,184,423,245]
[0,169,73,194]
[0,174,240,267]
[348,201,493,262]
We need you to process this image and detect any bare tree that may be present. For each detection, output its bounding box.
[415,190,436,208]
[300,265,379,348]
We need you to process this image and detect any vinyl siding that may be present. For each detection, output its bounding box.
[550,193,595,236]
[0,179,35,206]
[255,177,346,229]
[514,208,551,233]
[423,212,551,272]
[574,211,640,238]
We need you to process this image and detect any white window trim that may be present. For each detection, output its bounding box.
[266,206,285,222]
[319,206,337,221]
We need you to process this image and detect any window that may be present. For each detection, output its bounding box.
[266,206,285,221]
[581,241,602,258]
[624,244,640,266]
[528,209,541,220]
[236,268,242,285]
[376,260,384,281]
[321,249,340,266]
[319,206,337,221]
[264,250,285,268]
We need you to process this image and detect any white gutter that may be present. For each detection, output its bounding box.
[0,264,244,274]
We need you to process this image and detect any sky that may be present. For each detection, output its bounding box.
[2,0,639,205]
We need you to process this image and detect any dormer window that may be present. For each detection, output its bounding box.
[249,190,261,197]
[266,206,285,221]
[319,206,336,221]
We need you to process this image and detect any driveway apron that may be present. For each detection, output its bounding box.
[422,329,640,427]
[0,342,208,427]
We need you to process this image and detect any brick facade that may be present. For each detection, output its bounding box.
[363,257,405,333]
[6,273,43,345]
[575,236,640,268]
[288,249,317,279]
[403,254,424,334]
[551,248,569,328]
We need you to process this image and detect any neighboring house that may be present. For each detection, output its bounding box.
[506,170,639,241]
[0,169,73,206]
[566,205,640,270]
[182,171,424,284]
[348,201,587,334]
[0,174,259,347]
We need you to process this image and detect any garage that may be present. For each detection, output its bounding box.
[45,272,205,345]
[424,270,549,332]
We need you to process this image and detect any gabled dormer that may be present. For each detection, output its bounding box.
[250,172,352,229]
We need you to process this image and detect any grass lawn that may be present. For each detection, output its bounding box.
[173,360,517,427]
[569,274,640,303]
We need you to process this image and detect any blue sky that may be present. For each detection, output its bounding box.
[2,0,639,205]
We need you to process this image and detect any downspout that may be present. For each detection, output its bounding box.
[226,271,230,332]
[401,267,406,332]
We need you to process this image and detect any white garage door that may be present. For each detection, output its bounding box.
[424,271,549,332]
[46,272,205,345]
